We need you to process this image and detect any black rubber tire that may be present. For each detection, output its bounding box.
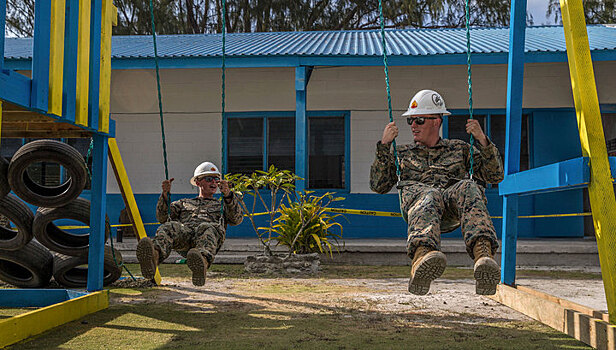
[53,246,123,288]
[0,239,53,288]
[33,198,110,256]
[0,157,10,199]
[8,140,87,207]
[0,194,34,251]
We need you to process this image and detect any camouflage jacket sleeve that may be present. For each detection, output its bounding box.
[0,215,10,228]
[223,192,244,226]
[470,139,505,184]
[370,141,398,194]
[155,195,181,223]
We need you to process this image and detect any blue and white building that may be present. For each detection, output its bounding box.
[4,25,616,239]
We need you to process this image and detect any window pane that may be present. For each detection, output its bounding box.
[489,114,530,172]
[268,118,295,172]
[602,113,616,156]
[228,118,263,175]
[309,117,345,189]
[22,138,62,187]
[0,139,23,159]
[448,115,486,141]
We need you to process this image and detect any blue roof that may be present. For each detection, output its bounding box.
[4,25,616,68]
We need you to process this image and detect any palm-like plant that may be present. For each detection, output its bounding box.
[225,165,299,256]
[271,192,345,258]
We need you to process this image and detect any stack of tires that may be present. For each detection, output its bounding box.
[0,140,122,288]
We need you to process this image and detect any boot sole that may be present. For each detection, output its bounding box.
[474,258,500,295]
[187,249,207,286]
[408,252,447,295]
[136,238,156,280]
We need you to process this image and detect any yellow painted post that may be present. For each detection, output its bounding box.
[0,291,108,349]
[48,0,66,116]
[75,0,91,126]
[560,0,616,324]
[97,1,117,133]
[108,138,161,285]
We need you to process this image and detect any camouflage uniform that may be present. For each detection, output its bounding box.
[152,193,243,265]
[370,138,504,259]
[0,214,10,228]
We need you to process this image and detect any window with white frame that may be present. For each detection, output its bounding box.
[226,112,347,189]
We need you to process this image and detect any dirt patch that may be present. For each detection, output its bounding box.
[3,265,603,349]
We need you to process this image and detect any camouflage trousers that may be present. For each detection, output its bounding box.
[402,179,499,259]
[151,221,225,265]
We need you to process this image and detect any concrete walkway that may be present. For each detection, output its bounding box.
[113,237,600,267]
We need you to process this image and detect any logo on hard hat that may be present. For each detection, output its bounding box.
[432,94,443,106]
[210,167,216,171]
[411,100,418,108]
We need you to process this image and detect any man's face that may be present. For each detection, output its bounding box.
[196,175,220,196]
[408,114,442,145]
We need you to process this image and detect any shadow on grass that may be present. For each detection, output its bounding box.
[8,285,591,350]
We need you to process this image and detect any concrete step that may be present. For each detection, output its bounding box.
[112,237,600,267]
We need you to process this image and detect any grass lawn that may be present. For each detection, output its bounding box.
[3,264,597,350]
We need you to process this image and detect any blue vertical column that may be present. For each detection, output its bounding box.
[88,0,102,130]
[87,132,108,292]
[62,0,79,122]
[31,0,52,111]
[295,66,309,191]
[501,0,527,286]
[0,0,6,70]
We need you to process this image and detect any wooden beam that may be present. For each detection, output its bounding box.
[0,290,108,349]
[491,284,615,349]
[108,138,162,285]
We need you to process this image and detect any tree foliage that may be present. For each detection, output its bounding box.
[6,0,613,37]
[548,0,616,24]
[6,0,519,37]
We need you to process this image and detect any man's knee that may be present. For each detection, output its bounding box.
[457,179,482,192]
[156,221,182,235]
[405,187,443,212]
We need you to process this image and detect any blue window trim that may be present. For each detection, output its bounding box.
[224,110,351,192]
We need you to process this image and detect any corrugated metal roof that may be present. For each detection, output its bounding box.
[4,25,616,61]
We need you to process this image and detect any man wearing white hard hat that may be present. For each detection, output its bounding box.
[370,89,504,296]
[137,161,243,286]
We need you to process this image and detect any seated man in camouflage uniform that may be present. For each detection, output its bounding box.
[370,89,504,296]
[137,161,243,286]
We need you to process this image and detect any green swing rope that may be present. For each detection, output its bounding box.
[148,0,171,216]
[465,0,476,178]
[377,0,406,222]
[220,0,227,218]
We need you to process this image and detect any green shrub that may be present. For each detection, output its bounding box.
[226,165,299,255]
[270,192,345,257]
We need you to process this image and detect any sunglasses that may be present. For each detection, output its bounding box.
[406,116,439,126]
[198,176,220,183]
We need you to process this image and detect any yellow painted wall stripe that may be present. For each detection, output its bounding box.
[108,138,161,285]
[560,0,616,324]
[98,0,115,133]
[75,0,91,126]
[0,291,108,349]
[48,0,66,116]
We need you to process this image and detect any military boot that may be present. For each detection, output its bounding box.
[473,237,500,295]
[408,246,447,295]
[136,237,159,280]
[186,248,209,286]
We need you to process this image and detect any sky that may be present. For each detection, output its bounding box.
[527,0,559,25]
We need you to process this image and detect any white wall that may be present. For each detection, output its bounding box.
[107,61,616,194]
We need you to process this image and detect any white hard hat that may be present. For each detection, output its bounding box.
[190,161,221,186]
[401,89,451,117]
